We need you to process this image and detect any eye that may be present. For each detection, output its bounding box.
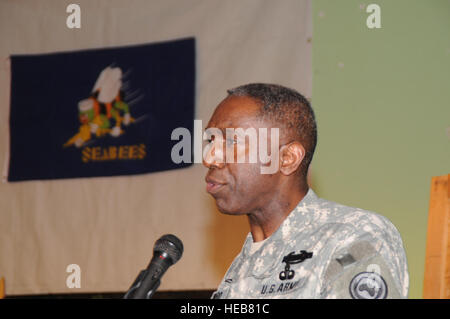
[202,139,212,150]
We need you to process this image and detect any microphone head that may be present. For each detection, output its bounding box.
[154,234,183,264]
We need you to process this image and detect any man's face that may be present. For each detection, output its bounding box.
[203,96,283,215]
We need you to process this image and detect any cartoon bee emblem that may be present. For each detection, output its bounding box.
[64,66,135,148]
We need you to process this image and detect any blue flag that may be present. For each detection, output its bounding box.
[8,38,195,182]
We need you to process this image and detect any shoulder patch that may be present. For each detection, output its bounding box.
[321,241,404,299]
[349,272,388,299]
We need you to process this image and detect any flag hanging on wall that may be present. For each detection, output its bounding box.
[7,38,195,182]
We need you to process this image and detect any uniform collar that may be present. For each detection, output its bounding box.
[276,187,320,241]
[241,188,320,278]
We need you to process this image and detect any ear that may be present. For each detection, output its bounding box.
[279,142,305,176]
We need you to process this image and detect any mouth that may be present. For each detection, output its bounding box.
[205,177,226,194]
[206,182,225,194]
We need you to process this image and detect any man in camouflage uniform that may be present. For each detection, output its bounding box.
[203,83,409,299]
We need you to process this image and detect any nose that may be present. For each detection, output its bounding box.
[202,139,225,169]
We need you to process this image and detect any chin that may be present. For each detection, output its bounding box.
[215,198,246,216]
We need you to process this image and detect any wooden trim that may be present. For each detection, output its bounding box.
[423,174,450,298]
[0,277,4,299]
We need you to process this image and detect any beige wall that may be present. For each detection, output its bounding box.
[0,0,312,294]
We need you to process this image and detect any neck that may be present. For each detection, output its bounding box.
[247,181,308,242]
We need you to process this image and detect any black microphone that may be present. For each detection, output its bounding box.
[124,234,183,299]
